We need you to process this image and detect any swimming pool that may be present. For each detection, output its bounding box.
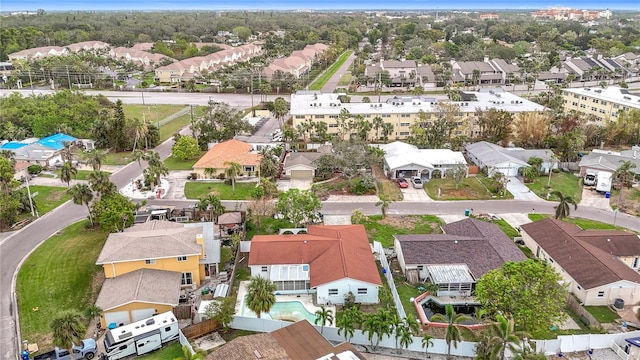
[241,298,319,323]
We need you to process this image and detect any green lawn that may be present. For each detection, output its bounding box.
[163,153,204,170]
[425,176,510,200]
[16,221,108,350]
[184,181,257,200]
[394,280,422,320]
[121,104,185,121]
[527,213,622,230]
[103,152,134,166]
[361,215,443,247]
[136,342,183,360]
[158,109,201,143]
[55,169,110,181]
[245,217,295,239]
[525,172,582,202]
[337,73,352,86]
[29,185,72,215]
[491,218,521,239]
[584,306,620,323]
[309,50,353,90]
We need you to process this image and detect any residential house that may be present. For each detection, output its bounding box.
[562,86,640,126]
[66,41,110,53]
[282,152,323,179]
[394,218,527,295]
[479,13,500,20]
[36,133,77,151]
[451,60,503,85]
[578,148,640,177]
[10,143,61,168]
[192,139,261,178]
[109,47,171,69]
[206,320,365,360]
[248,225,382,305]
[8,46,68,60]
[263,43,328,80]
[489,59,520,84]
[465,141,540,177]
[380,141,467,179]
[415,64,436,87]
[365,60,417,86]
[520,218,640,306]
[13,161,30,181]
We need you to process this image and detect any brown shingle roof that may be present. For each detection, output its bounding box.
[97,226,202,263]
[249,225,382,287]
[283,152,322,169]
[521,218,640,289]
[395,218,527,278]
[95,269,181,311]
[192,139,261,170]
[206,333,289,360]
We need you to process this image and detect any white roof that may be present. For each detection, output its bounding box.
[563,86,640,111]
[383,142,466,170]
[290,89,545,116]
[427,264,475,284]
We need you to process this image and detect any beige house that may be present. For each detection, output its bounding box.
[520,218,640,306]
[8,46,68,60]
[263,43,328,80]
[562,86,640,126]
[192,139,261,178]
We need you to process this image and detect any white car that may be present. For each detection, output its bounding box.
[411,176,423,189]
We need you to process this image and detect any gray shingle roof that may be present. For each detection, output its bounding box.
[95,269,181,310]
[579,153,640,174]
[283,152,322,169]
[465,141,530,167]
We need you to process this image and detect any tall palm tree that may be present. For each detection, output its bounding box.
[422,333,435,358]
[375,195,393,219]
[132,149,146,170]
[372,116,384,141]
[51,310,86,360]
[314,306,334,334]
[550,190,577,219]
[489,314,530,360]
[430,304,471,359]
[68,184,94,226]
[82,149,106,171]
[337,306,359,342]
[88,171,116,197]
[363,309,392,351]
[245,276,276,319]
[59,161,77,188]
[224,161,242,195]
[614,160,637,206]
[399,326,414,354]
[60,142,76,163]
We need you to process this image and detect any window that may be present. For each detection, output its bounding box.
[329,115,338,119]
[328,123,338,128]
[400,114,411,118]
[145,259,156,265]
[593,99,599,104]
[165,327,172,332]
[597,291,605,298]
[601,101,607,105]
[634,258,639,268]
[295,115,305,119]
[314,115,325,119]
[328,289,338,296]
[357,288,368,295]
[381,114,391,118]
[181,272,193,285]
[261,266,268,272]
[417,265,424,270]
[243,166,254,172]
[400,122,410,127]
[177,256,187,262]
[577,285,582,290]
[399,131,410,136]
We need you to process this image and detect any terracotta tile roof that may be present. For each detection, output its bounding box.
[521,218,640,289]
[95,269,181,311]
[14,160,30,171]
[192,139,261,170]
[395,218,526,278]
[249,225,382,287]
[96,226,202,264]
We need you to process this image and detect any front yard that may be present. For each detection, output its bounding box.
[17,221,107,350]
[528,214,622,230]
[163,152,204,171]
[425,175,513,200]
[29,185,71,215]
[360,215,443,247]
[184,181,257,200]
[525,172,582,202]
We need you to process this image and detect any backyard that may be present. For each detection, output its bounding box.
[526,172,582,202]
[584,306,620,323]
[16,221,107,350]
[184,181,257,200]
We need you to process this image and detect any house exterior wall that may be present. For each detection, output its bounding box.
[620,256,640,271]
[562,89,640,126]
[100,302,173,328]
[283,164,315,176]
[103,255,203,286]
[316,278,379,305]
[489,161,522,177]
[394,239,407,273]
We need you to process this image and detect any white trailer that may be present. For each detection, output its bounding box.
[596,171,613,193]
[103,312,179,360]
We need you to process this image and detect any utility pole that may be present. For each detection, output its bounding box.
[66,65,72,89]
[28,70,34,95]
[250,69,255,116]
[378,72,382,103]
[25,176,37,217]
[141,88,145,105]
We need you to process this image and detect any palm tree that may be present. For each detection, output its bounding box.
[430,304,471,359]
[85,305,102,326]
[88,171,116,197]
[390,313,403,354]
[82,149,106,171]
[375,195,393,219]
[363,309,392,351]
[224,161,242,195]
[314,306,334,334]
[337,306,359,342]
[489,314,530,360]
[245,276,276,319]
[372,116,384,141]
[60,142,76,163]
[399,326,414,354]
[51,310,87,360]
[68,184,94,226]
[59,161,77,188]
[614,160,637,206]
[550,190,577,219]
[0,149,16,166]
[422,333,435,358]
[132,149,146,170]
[175,345,205,360]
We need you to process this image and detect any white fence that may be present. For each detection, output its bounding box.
[230,315,477,357]
[178,330,195,355]
[374,241,407,319]
[239,241,251,253]
[534,330,640,355]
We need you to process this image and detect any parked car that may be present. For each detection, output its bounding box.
[411,176,423,189]
[396,178,409,188]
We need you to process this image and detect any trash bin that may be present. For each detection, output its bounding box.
[464,209,470,216]
[605,192,611,198]
[108,323,117,330]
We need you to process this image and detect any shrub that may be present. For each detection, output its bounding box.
[28,165,42,175]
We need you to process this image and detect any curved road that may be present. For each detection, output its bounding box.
[2,89,640,360]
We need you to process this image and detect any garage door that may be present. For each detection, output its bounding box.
[131,308,156,322]
[104,311,130,327]
[290,170,313,179]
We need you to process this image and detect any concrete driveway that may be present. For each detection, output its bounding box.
[276,178,313,191]
[400,186,433,202]
[579,186,612,211]
[506,177,542,201]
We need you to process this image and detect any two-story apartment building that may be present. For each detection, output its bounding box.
[562,86,640,125]
[290,89,545,141]
[248,225,382,305]
[95,221,207,327]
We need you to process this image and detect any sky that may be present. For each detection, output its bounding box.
[2,0,639,11]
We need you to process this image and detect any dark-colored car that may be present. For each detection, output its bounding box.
[396,178,409,188]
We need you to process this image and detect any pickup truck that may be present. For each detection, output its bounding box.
[33,339,97,360]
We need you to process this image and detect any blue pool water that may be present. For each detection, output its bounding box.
[242,299,319,323]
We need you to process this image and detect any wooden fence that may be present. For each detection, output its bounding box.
[566,295,600,328]
[173,304,193,320]
[181,319,220,339]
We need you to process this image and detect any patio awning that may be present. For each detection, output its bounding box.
[426,264,474,284]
